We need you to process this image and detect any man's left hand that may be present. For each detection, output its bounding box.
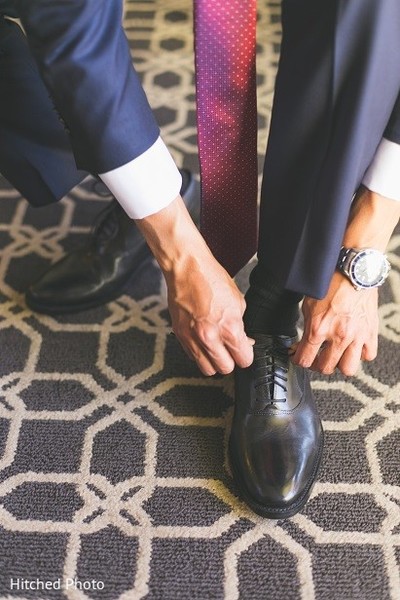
[292,272,379,376]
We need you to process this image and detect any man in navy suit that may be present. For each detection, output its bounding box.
[1,0,400,518]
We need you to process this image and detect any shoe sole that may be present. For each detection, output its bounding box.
[228,428,324,520]
[25,175,200,315]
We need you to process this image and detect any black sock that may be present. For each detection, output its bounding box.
[244,263,303,338]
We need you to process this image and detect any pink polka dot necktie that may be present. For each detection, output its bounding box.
[193,0,258,276]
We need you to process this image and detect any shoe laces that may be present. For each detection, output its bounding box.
[253,341,289,405]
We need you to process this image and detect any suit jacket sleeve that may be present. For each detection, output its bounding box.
[15,0,160,174]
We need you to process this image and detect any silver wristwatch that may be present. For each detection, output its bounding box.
[336,247,391,290]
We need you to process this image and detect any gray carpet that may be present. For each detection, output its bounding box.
[0,1,400,598]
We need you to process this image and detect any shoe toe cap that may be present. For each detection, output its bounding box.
[230,430,323,518]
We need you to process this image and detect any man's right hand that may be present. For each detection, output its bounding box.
[136,195,254,376]
[166,250,254,376]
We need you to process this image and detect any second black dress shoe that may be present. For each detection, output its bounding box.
[25,169,199,314]
[229,334,323,519]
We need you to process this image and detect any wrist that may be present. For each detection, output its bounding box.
[135,195,213,275]
[343,186,400,251]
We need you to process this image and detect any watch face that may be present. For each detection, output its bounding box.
[350,249,389,288]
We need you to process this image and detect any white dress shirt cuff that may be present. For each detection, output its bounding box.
[99,137,182,219]
[362,137,400,201]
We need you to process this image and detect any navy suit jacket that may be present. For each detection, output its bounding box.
[13,0,160,175]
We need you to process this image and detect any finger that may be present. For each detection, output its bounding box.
[179,337,217,376]
[292,335,324,368]
[189,326,241,375]
[361,336,378,362]
[198,333,237,374]
[204,331,248,375]
[205,346,236,374]
[192,322,237,374]
[221,326,254,369]
[313,340,350,375]
[337,341,364,376]
[194,351,218,376]
[196,318,254,371]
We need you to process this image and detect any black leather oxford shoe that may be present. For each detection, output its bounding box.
[229,334,323,519]
[25,169,199,314]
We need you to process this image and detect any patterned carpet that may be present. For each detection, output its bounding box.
[0,1,400,598]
